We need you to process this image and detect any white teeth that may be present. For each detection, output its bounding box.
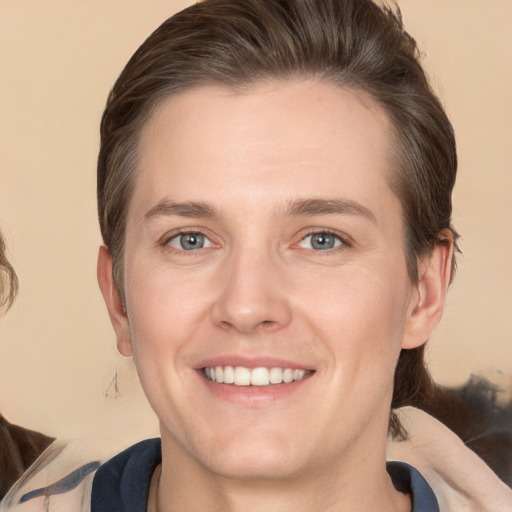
[251,367,270,386]
[269,367,283,384]
[215,366,224,384]
[203,365,310,386]
[283,368,293,383]
[234,366,251,386]
[223,365,234,384]
[293,369,306,381]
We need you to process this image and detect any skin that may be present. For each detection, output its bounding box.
[98,79,453,512]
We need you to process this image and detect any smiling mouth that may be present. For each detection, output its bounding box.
[202,366,313,386]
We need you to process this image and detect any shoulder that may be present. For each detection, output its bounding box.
[0,414,54,500]
[0,439,161,512]
[0,441,99,512]
[91,439,161,512]
[1,438,161,512]
[387,460,439,512]
[388,406,512,512]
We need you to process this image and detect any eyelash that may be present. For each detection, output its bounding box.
[159,228,351,255]
[160,230,215,253]
[297,229,350,252]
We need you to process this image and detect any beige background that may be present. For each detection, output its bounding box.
[0,1,511,443]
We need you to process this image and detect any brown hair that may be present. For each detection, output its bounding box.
[97,0,458,437]
[0,230,18,313]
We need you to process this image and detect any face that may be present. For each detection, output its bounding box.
[99,80,441,481]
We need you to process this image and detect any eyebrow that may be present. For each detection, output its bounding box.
[143,197,376,223]
[144,200,218,220]
[284,198,377,223]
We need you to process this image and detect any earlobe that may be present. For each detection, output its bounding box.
[402,233,454,350]
[97,245,133,357]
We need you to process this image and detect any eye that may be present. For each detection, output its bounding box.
[299,231,343,250]
[167,231,213,251]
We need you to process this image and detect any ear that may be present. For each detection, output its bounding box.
[97,245,133,357]
[402,232,454,349]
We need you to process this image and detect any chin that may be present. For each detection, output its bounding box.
[208,451,301,481]
[196,429,309,480]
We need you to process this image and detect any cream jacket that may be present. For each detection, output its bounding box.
[2,407,511,512]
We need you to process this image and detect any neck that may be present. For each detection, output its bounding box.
[149,435,410,512]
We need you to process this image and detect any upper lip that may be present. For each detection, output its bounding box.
[194,356,313,371]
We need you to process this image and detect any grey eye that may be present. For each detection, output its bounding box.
[299,232,342,250]
[168,232,211,250]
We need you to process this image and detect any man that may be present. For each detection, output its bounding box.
[91,0,512,510]
[92,0,472,510]
[2,1,511,511]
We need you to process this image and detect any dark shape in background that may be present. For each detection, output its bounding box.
[0,415,54,500]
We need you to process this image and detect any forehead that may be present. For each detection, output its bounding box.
[132,79,398,220]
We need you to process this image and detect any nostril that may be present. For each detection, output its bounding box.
[257,320,277,329]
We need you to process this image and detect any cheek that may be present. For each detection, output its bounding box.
[128,288,205,348]
[306,261,408,321]
[296,265,411,367]
[122,260,211,375]
[123,268,210,426]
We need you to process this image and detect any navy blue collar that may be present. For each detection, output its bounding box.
[91,438,439,512]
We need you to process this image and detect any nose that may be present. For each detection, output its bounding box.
[211,248,292,335]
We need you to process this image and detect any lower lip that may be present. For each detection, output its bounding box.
[198,371,313,406]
